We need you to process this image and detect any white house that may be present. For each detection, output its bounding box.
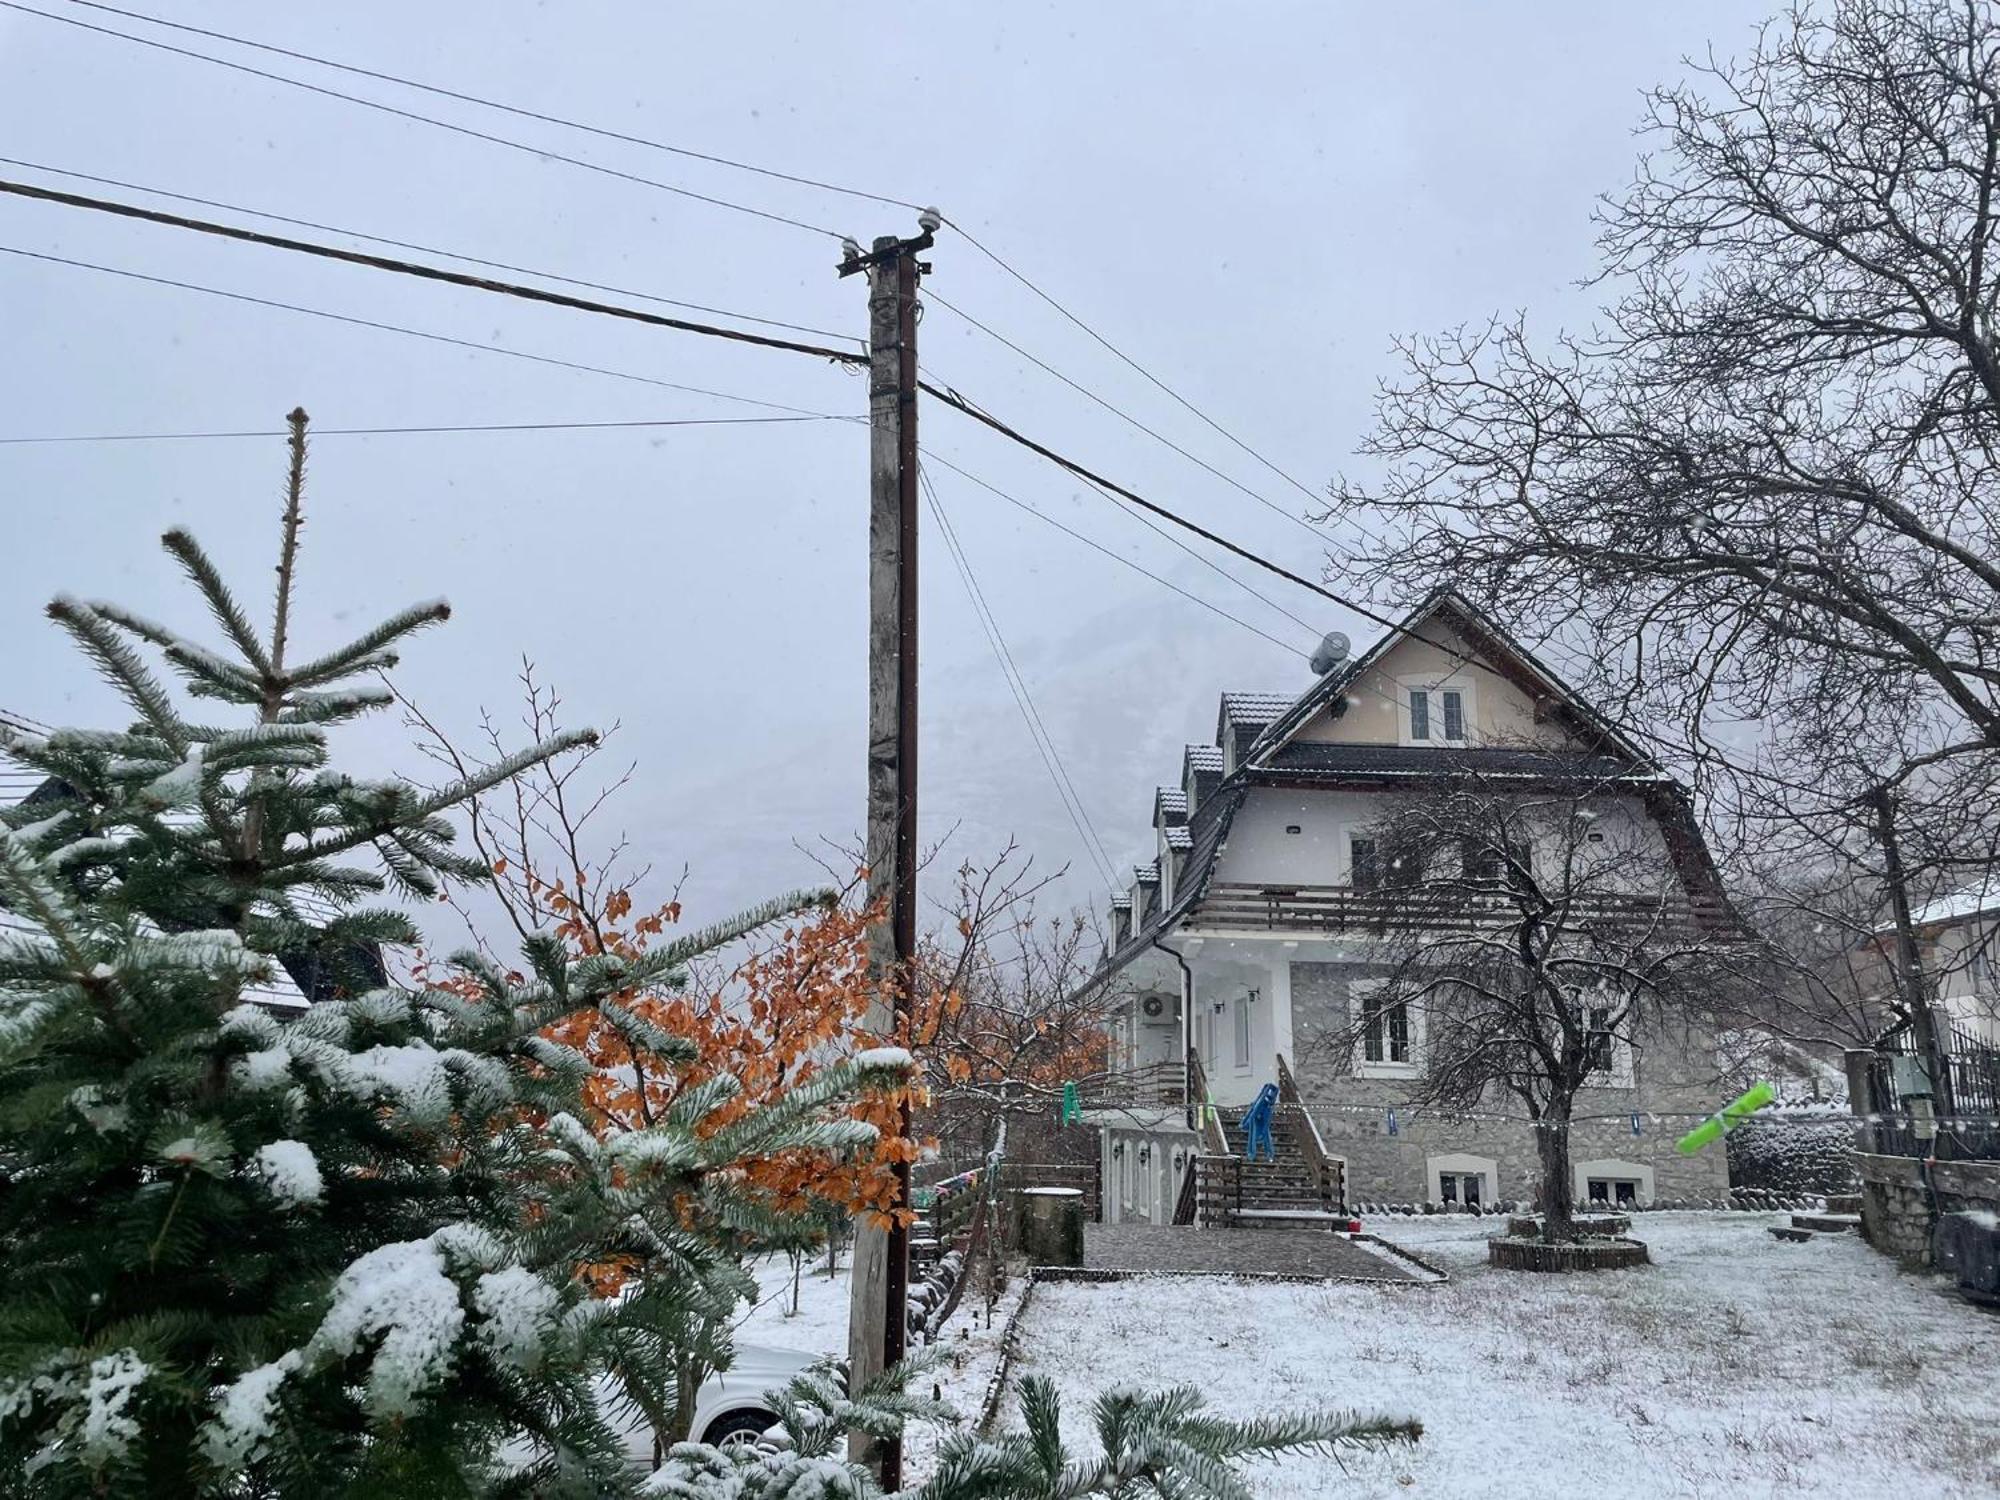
[1078,592,1736,1223]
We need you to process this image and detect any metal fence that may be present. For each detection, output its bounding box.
[1863,1018,2000,1161]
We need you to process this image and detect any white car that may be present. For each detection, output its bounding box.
[610,1343,828,1461]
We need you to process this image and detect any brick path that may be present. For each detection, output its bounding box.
[1080,1223,1424,1282]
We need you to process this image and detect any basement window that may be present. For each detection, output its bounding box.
[1588,1177,1641,1208]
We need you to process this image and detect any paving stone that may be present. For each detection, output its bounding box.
[1081,1224,1419,1281]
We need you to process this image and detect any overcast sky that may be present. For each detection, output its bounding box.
[0,2,1776,933]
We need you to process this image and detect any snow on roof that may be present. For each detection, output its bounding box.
[1220,692,1295,719]
[1133,863,1160,884]
[1908,874,2000,930]
[1216,692,1296,744]
[1184,744,1224,773]
[1155,786,1187,815]
[1163,825,1192,850]
[1109,893,1132,909]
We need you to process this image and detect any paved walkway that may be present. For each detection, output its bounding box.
[1078,1223,1425,1282]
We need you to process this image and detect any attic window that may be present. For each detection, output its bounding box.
[1408,687,1467,745]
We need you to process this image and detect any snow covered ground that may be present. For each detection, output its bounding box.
[998,1213,2000,1498]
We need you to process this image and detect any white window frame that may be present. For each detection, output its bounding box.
[1573,1157,1655,1207]
[1426,1152,1497,1209]
[1396,676,1475,748]
[1232,992,1252,1071]
[1351,976,1422,1079]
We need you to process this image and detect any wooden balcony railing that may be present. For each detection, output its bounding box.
[1078,1059,1183,1111]
[1194,881,1726,935]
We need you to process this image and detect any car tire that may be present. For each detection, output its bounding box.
[701,1408,777,1451]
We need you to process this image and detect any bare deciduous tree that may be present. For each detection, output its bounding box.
[1330,768,1758,1241]
[1331,0,2000,1086]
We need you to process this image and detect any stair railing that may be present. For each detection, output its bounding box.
[1186,1046,1229,1155]
[1275,1052,1344,1213]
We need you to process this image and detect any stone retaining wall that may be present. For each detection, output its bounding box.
[1854,1152,2000,1267]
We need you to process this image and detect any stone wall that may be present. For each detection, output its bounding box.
[1288,960,1730,1208]
[1854,1151,2000,1267]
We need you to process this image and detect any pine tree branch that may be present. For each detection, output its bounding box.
[285,600,454,691]
[45,597,189,756]
[159,527,273,678]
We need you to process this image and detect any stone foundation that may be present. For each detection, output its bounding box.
[1854,1152,2000,1268]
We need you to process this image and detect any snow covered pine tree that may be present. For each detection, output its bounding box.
[0,412,917,1496]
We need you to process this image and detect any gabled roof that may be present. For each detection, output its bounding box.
[1133,863,1160,884]
[1089,590,1724,989]
[1154,786,1188,825]
[1244,589,1655,771]
[1163,824,1192,850]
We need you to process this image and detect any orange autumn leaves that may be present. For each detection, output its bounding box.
[531,870,929,1237]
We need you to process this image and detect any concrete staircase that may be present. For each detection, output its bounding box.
[1210,1120,1343,1229]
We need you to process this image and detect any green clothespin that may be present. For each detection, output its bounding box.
[1676,1081,1775,1155]
[1060,1080,1080,1125]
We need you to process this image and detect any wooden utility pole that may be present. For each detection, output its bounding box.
[840,213,935,1488]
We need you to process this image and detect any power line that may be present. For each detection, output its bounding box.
[920,466,1120,889]
[0,185,1811,803]
[0,416,840,445]
[0,243,851,417]
[926,286,1338,552]
[52,0,928,216]
[942,217,1331,511]
[922,378,1401,634]
[0,177,868,366]
[0,0,851,240]
[926,379,1323,637]
[0,157,859,346]
[919,449,1309,658]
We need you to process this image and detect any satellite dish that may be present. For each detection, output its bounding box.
[1310,630,1351,676]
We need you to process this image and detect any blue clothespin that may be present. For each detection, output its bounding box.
[1386,1108,1399,1137]
[1630,1111,1642,1137]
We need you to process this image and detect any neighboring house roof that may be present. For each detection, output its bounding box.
[1133,863,1160,884]
[1109,893,1132,910]
[1911,875,2000,931]
[1163,825,1192,851]
[1184,745,1224,773]
[1154,786,1188,824]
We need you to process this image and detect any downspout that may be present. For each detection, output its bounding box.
[1156,936,1196,1132]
